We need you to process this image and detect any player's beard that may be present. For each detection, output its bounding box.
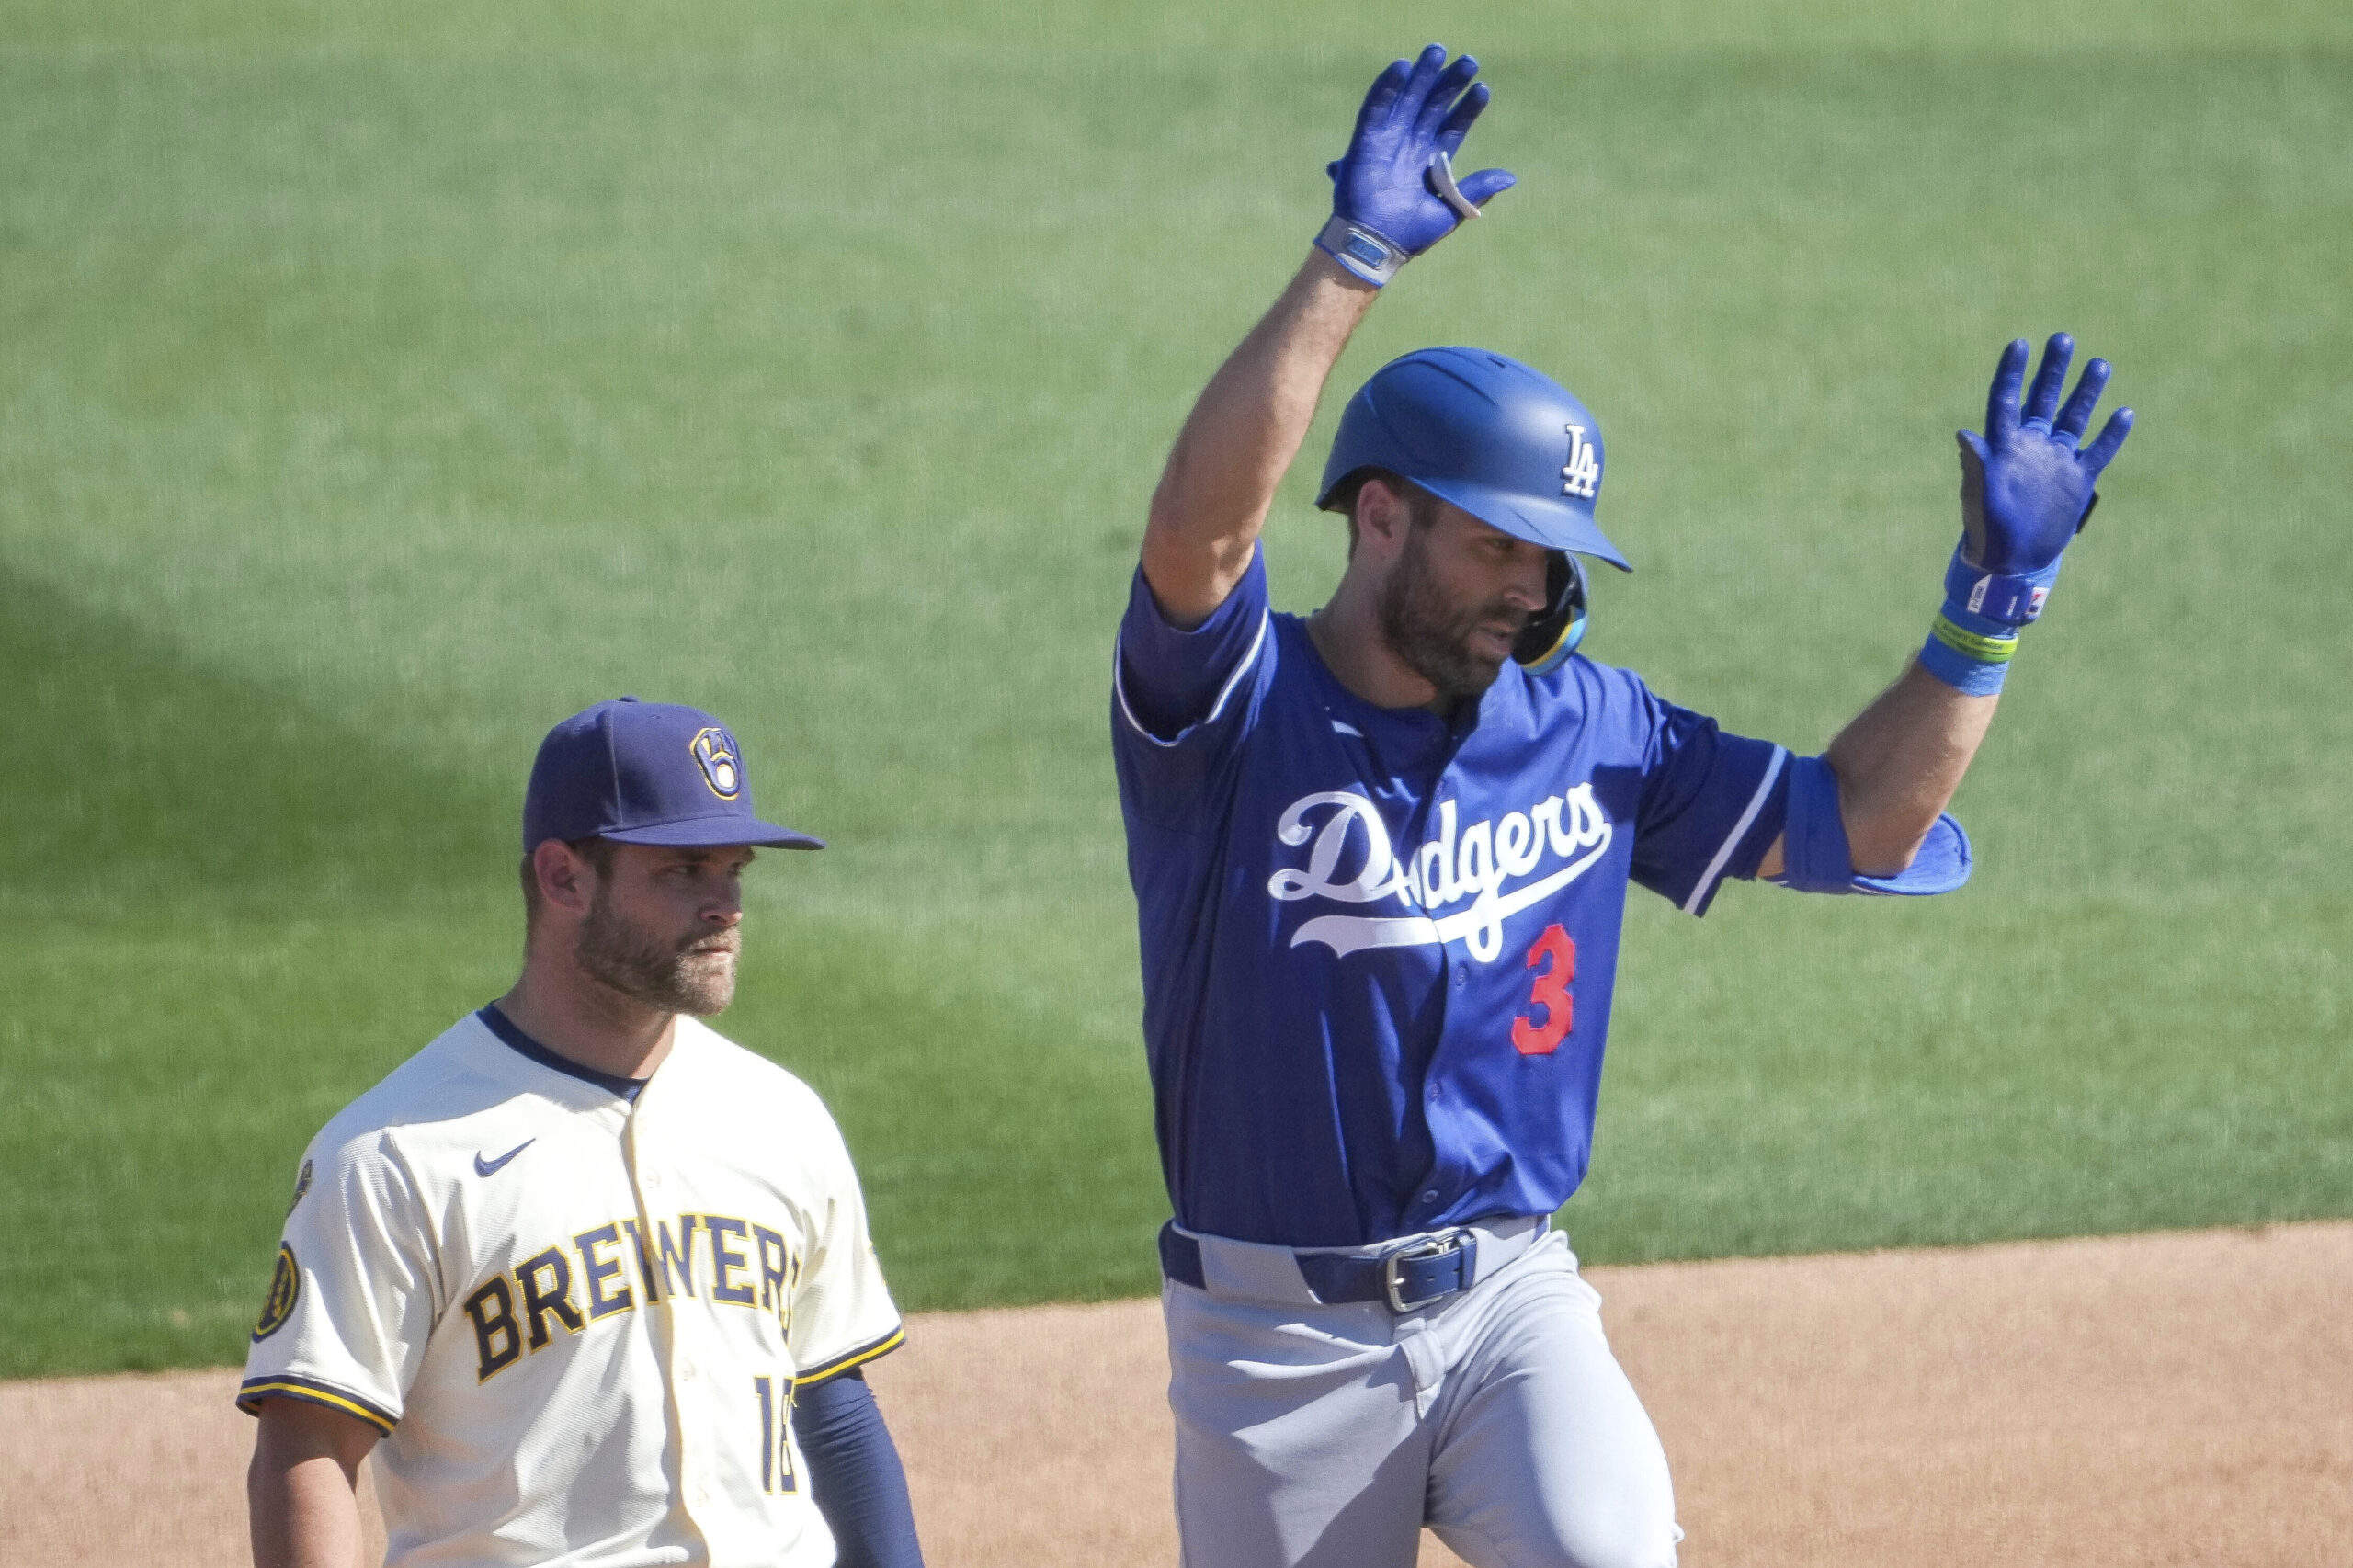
[574,890,740,1017]
[1376,526,1519,706]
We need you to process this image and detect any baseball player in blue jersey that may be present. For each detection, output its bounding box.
[1111,47,2132,1568]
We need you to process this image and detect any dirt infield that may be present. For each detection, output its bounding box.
[6,1222,2348,1567]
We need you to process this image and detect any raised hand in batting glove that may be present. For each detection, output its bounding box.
[1949,334,2134,625]
[1315,45,1515,287]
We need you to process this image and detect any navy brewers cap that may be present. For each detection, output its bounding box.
[522,697,824,853]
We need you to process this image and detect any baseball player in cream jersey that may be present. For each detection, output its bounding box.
[243,698,926,1568]
[1113,47,2132,1568]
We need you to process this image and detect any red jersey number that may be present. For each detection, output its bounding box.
[1511,924,1575,1056]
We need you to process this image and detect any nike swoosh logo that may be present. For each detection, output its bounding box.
[473,1140,535,1178]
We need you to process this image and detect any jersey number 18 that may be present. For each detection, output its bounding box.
[753,1375,801,1494]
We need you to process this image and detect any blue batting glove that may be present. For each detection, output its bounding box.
[1957,334,2134,575]
[1314,45,1516,287]
[1925,334,2135,688]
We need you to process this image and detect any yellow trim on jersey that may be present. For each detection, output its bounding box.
[793,1323,905,1387]
[238,1377,399,1436]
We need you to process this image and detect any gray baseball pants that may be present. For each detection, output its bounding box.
[1163,1221,1681,1568]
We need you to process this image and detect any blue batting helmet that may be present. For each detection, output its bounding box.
[1315,347,1630,571]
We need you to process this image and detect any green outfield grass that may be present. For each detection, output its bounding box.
[3,0,2347,1376]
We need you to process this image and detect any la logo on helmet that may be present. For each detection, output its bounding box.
[690,728,742,799]
[1562,425,1600,500]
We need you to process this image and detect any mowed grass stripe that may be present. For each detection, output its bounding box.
[2,7,2347,1375]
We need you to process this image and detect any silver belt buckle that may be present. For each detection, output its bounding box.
[1382,1229,1472,1313]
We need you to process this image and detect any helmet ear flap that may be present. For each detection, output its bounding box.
[1512,551,1589,675]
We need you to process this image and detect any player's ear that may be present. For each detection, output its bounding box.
[1354,478,1414,561]
[533,838,597,915]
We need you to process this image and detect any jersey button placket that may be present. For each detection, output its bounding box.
[631,1117,710,1540]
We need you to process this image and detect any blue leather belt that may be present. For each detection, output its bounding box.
[1159,1221,1481,1312]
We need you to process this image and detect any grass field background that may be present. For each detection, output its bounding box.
[3,0,2347,1376]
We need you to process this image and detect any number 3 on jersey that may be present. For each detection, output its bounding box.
[1511,924,1574,1056]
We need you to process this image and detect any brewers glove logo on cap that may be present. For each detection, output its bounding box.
[691,727,742,800]
[517,697,821,852]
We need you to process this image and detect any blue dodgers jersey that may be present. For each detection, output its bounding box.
[1112,552,1790,1248]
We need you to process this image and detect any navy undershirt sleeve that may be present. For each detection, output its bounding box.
[791,1369,925,1568]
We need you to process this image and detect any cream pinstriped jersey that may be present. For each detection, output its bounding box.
[240,1012,903,1568]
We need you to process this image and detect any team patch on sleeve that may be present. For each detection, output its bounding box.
[252,1244,301,1342]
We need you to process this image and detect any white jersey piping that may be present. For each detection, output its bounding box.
[1113,606,1271,750]
[1680,744,1788,915]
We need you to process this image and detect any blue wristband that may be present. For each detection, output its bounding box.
[1918,600,2018,694]
[1918,542,2054,695]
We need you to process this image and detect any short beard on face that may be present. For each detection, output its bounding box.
[1375,524,1521,706]
[574,889,739,1017]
